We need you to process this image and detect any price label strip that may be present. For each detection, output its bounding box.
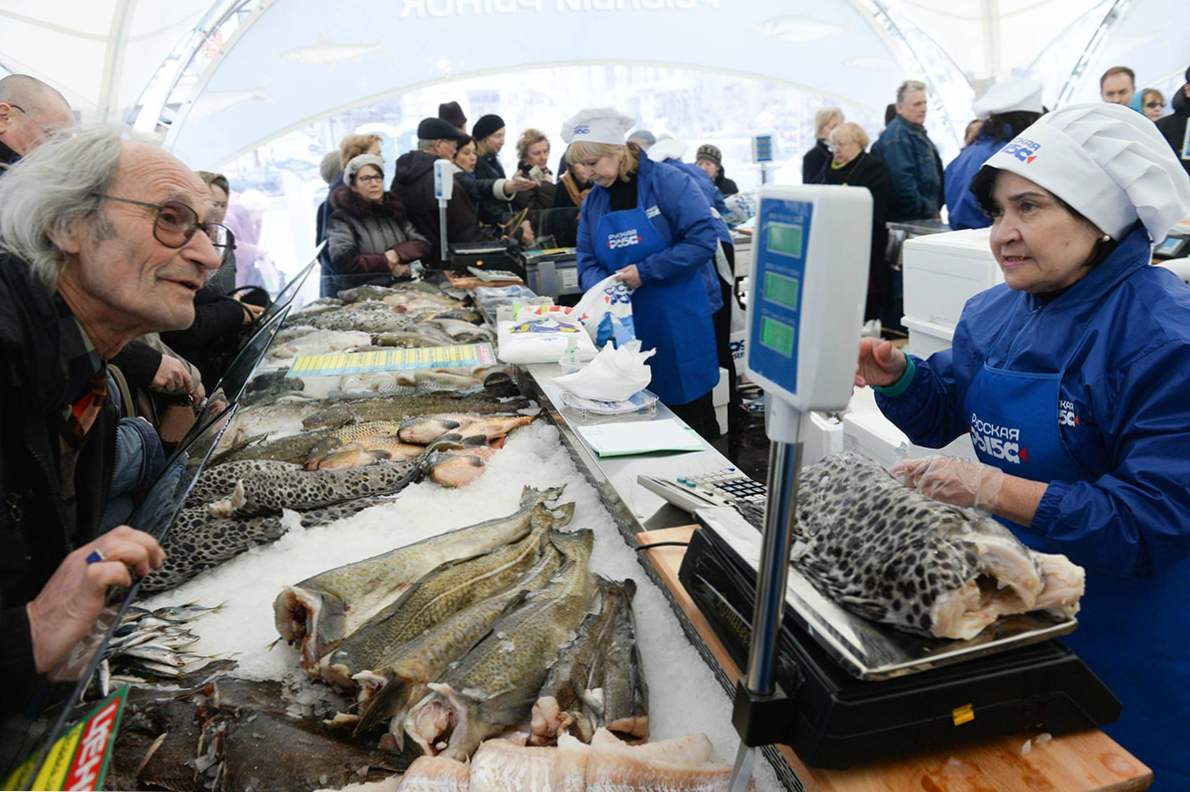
[286,343,496,378]
[5,686,129,791]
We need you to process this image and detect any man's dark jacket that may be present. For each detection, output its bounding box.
[0,255,116,714]
[391,150,488,268]
[1156,87,1190,178]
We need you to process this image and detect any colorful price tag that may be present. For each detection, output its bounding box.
[286,343,496,377]
[5,686,129,791]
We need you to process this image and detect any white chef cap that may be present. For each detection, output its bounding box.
[560,108,635,146]
[647,135,687,162]
[981,103,1190,242]
[972,77,1043,118]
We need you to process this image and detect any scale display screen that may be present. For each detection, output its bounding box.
[759,316,794,357]
[764,271,799,310]
[767,222,804,258]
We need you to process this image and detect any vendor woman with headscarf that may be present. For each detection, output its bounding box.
[856,104,1190,789]
[567,108,721,439]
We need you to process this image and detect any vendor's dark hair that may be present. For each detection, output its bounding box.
[971,167,1119,269]
[980,110,1043,143]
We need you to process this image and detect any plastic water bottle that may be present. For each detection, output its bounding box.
[558,336,581,373]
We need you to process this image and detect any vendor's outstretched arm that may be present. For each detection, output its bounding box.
[871,347,973,449]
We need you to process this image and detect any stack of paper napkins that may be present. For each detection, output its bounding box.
[555,340,655,402]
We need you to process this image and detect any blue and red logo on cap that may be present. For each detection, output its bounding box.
[1001,138,1041,164]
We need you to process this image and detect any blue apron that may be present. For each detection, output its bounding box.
[593,204,718,406]
[965,324,1190,789]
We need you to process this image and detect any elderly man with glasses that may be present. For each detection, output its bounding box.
[0,126,221,718]
[0,74,74,168]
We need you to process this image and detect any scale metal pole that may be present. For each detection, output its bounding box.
[729,403,804,792]
[438,204,449,269]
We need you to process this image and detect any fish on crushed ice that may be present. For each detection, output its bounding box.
[273,487,566,670]
[301,394,532,431]
[353,533,570,744]
[185,459,302,506]
[321,506,573,690]
[206,459,422,518]
[531,577,645,745]
[792,453,1084,640]
[140,497,393,594]
[403,529,595,760]
[427,443,499,488]
[264,328,372,363]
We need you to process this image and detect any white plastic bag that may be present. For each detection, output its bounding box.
[496,304,597,364]
[574,275,636,348]
[554,340,656,402]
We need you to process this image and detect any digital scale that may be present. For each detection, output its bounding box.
[701,186,1118,787]
[678,508,1121,768]
[637,470,766,512]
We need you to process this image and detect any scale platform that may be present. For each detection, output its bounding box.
[679,506,1121,769]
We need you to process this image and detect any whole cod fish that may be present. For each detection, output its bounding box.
[320,506,571,690]
[792,453,1084,640]
[531,577,647,745]
[301,393,532,431]
[403,529,596,760]
[273,487,567,670]
[353,532,587,746]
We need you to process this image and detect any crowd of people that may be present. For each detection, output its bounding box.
[1,59,1189,787]
[801,65,1190,332]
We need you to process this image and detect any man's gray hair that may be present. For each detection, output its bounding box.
[0,125,123,286]
[896,80,928,104]
[418,138,437,152]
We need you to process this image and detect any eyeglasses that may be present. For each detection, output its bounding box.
[355,174,384,184]
[93,194,232,249]
[1145,101,1163,108]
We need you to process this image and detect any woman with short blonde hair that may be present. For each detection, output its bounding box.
[565,109,721,439]
[338,133,382,169]
[804,106,844,183]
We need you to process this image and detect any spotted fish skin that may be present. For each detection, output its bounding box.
[139,496,393,595]
[791,453,1059,640]
[185,460,302,507]
[209,459,422,518]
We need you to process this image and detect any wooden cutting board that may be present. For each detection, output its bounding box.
[636,525,1152,792]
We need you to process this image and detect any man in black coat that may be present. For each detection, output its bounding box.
[1156,66,1190,178]
[0,126,218,722]
[392,117,494,268]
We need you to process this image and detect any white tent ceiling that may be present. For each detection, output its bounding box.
[1,0,1183,166]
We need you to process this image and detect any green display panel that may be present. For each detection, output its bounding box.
[759,316,795,357]
[766,222,804,258]
[764,271,799,310]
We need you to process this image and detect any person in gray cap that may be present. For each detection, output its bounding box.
[325,153,429,293]
[391,118,494,268]
[694,143,738,196]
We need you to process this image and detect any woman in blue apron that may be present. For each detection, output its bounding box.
[564,109,721,439]
[856,104,1190,789]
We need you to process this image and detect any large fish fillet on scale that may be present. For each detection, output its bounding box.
[791,453,1084,640]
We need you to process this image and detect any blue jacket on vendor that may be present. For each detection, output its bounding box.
[943,136,1000,230]
[873,225,1190,788]
[577,152,720,406]
[872,115,944,221]
[658,157,729,313]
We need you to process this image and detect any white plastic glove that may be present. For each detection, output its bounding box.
[891,455,1004,512]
